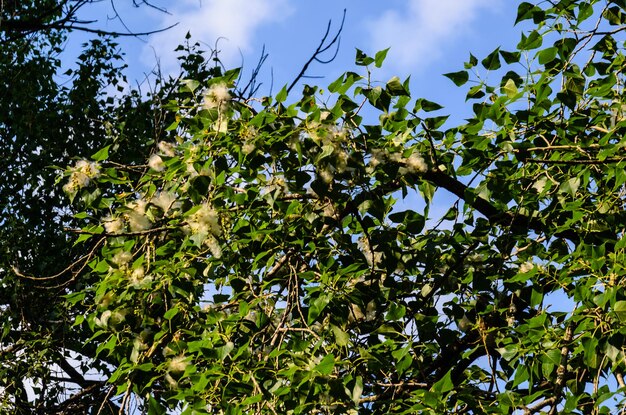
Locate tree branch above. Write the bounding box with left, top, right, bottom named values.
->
left=285, top=9, right=346, bottom=94
left=420, top=169, right=613, bottom=245
left=1, top=0, right=176, bottom=39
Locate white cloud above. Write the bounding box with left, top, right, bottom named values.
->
left=143, top=0, right=293, bottom=75
left=366, top=0, right=501, bottom=73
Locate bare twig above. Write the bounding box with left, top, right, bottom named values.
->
left=250, top=373, right=278, bottom=415
left=66, top=225, right=176, bottom=237
left=285, top=9, right=346, bottom=95
left=524, top=396, right=557, bottom=414
left=118, top=380, right=132, bottom=415
left=525, top=157, right=626, bottom=165
left=53, top=382, right=106, bottom=412
left=96, top=386, right=116, bottom=415
left=237, top=45, right=270, bottom=99
left=12, top=236, right=105, bottom=285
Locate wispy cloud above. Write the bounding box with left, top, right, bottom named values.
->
left=143, top=0, right=293, bottom=75
left=366, top=0, right=501, bottom=73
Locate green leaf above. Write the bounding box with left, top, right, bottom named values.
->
left=481, top=48, right=501, bottom=70
left=147, top=396, right=166, bottom=415
left=308, top=294, right=331, bottom=324
left=502, top=78, right=519, bottom=98
left=331, top=325, right=350, bottom=346
left=431, top=370, right=454, bottom=393
left=515, top=2, right=536, bottom=24
left=217, top=341, right=235, bottom=360
left=614, top=301, right=626, bottom=321
left=466, top=84, right=485, bottom=100
left=518, top=30, right=543, bottom=50
left=500, top=50, right=521, bottom=64
left=512, top=365, right=529, bottom=388
left=385, top=303, right=406, bottom=321
left=363, top=86, right=390, bottom=111
left=180, top=79, right=200, bottom=93
left=319, top=144, right=334, bottom=160
left=375, top=48, right=390, bottom=68
left=91, top=145, right=110, bottom=161
left=388, top=210, right=425, bottom=234
left=603, top=6, right=625, bottom=25
left=443, top=70, right=469, bottom=87
left=352, top=376, right=364, bottom=403
left=314, top=353, right=335, bottom=375
left=414, top=98, right=443, bottom=112
left=386, top=76, right=409, bottom=96
left=578, top=2, right=594, bottom=24
left=497, top=344, right=518, bottom=361
left=538, top=47, right=558, bottom=65
left=223, top=67, right=242, bottom=83
left=164, top=307, right=179, bottom=320
left=355, top=49, right=374, bottom=66
left=464, top=53, right=478, bottom=69
left=275, top=85, right=288, bottom=103
left=241, top=394, right=263, bottom=406
left=560, top=177, right=581, bottom=196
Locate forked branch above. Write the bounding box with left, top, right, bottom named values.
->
left=286, top=9, right=346, bottom=94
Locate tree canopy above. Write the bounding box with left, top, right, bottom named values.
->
left=3, top=0, right=626, bottom=414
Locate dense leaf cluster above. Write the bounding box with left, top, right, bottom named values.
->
left=3, top=0, right=626, bottom=414
left=0, top=1, right=217, bottom=412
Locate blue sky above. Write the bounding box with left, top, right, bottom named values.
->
left=73, top=0, right=521, bottom=114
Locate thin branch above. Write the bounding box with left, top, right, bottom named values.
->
left=12, top=236, right=105, bottom=284
left=52, top=381, right=115, bottom=413
left=133, top=0, right=171, bottom=14
left=250, top=373, right=278, bottom=415
left=96, top=386, right=117, bottom=415
left=374, top=381, right=428, bottom=388
left=524, top=157, right=626, bottom=165
left=1, top=17, right=178, bottom=38
left=524, top=396, right=557, bottom=414
left=118, top=380, right=132, bottom=415
left=109, top=0, right=135, bottom=37
left=66, top=225, right=177, bottom=237
left=58, top=358, right=91, bottom=388
left=285, top=9, right=346, bottom=94
left=416, top=169, right=613, bottom=244
left=237, top=45, right=269, bottom=99
left=265, top=249, right=294, bottom=280
left=64, top=21, right=179, bottom=37
left=548, top=322, right=575, bottom=415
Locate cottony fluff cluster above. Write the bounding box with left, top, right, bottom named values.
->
left=129, top=266, right=151, bottom=288
left=157, top=141, right=176, bottom=157
left=112, top=251, right=133, bottom=268
left=203, top=83, right=231, bottom=133
left=187, top=204, right=221, bottom=237
left=151, top=192, right=177, bottom=214
left=103, top=215, right=124, bottom=234
left=367, top=149, right=427, bottom=175
left=519, top=261, right=535, bottom=273
left=63, top=160, right=101, bottom=195
left=167, top=355, right=189, bottom=374
left=126, top=199, right=152, bottom=232
left=186, top=204, right=223, bottom=257
left=240, top=125, right=257, bottom=155
left=148, top=154, right=165, bottom=172
left=401, top=153, right=428, bottom=174
left=203, top=83, right=231, bottom=110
